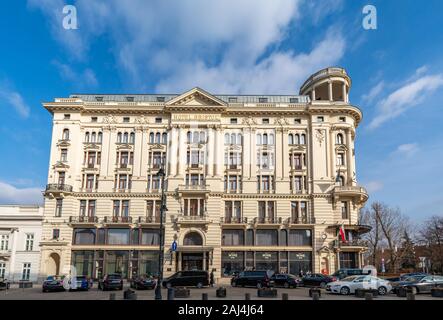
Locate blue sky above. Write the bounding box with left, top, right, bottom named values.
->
left=0, top=0, right=442, bottom=222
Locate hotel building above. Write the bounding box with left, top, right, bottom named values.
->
left=40, top=67, right=369, bottom=282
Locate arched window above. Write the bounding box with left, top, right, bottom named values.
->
left=256, top=134, right=262, bottom=145
left=183, top=232, right=203, bottom=246
left=91, top=132, right=96, bottom=143
left=85, top=132, right=90, bottom=143
left=62, top=129, right=69, bottom=140
left=162, top=133, right=167, bottom=144
left=279, top=229, right=288, bottom=246
left=192, top=132, right=199, bottom=144
left=224, top=133, right=230, bottom=145
left=155, top=132, right=161, bottom=144
left=230, top=133, right=236, bottom=145
left=123, top=132, right=129, bottom=143
left=97, top=132, right=103, bottom=143
left=269, top=133, right=274, bottom=145
left=288, top=134, right=293, bottom=145
left=263, top=133, right=268, bottom=145
left=237, top=134, right=242, bottom=145
left=300, top=134, right=306, bottom=145
left=130, top=132, right=135, bottom=144
left=117, top=132, right=122, bottom=143
left=199, top=131, right=206, bottom=143
left=336, top=133, right=343, bottom=145
left=149, top=132, right=154, bottom=144
left=337, top=175, right=345, bottom=186
left=187, top=131, right=192, bottom=144
left=294, top=134, right=300, bottom=145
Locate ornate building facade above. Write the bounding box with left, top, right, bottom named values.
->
left=40, top=67, right=369, bottom=281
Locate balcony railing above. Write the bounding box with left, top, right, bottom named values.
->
left=103, top=216, right=133, bottom=223
left=176, top=214, right=209, bottom=223
left=333, top=239, right=367, bottom=248
left=138, top=216, right=162, bottom=223
left=45, top=184, right=73, bottom=193
left=178, top=184, right=210, bottom=193
left=221, top=216, right=248, bottom=224
left=69, top=216, right=98, bottom=223
left=255, top=217, right=282, bottom=224
left=334, top=186, right=368, bottom=194
left=286, top=216, right=315, bottom=224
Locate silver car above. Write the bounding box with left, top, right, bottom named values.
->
left=326, top=275, right=392, bottom=295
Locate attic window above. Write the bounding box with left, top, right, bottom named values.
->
left=156, top=97, right=165, bottom=102
left=258, top=97, right=268, bottom=103
left=294, top=118, right=301, bottom=124
left=91, top=117, right=98, bottom=123
left=123, top=117, right=130, bottom=123
left=230, top=118, right=238, bottom=124
left=126, top=96, right=134, bottom=102
left=289, top=98, right=299, bottom=103
left=155, top=117, right=162, bottom=124
left=262, top=118, right=270, bottom=124
left=95, top=96, right=103, bottom=102
left=339, top=117, right=346, bottom=122
left=228, top=97, right=238, bottom=103
left=64, top=114, right=71, bottom=120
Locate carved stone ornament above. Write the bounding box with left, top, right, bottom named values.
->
left=241, top=117, right=257, bottom=126
left=274, top=117, right=290, bottom=126
left=103, top=114, right=118, bottom=124
left=135, top=115, right=150, bottom=124
left=316, top=129, right=325, bottom=145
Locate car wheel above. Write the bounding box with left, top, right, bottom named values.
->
left=378, top=286, right=387, bottom=296
left=284, top=283, right=289, bottom=289
left=257, top=282, right=263, bottom=289
left=231, top=281, right=237, bottom=287
left=197, top=282, right=203, bottom=289
left=340, top=286, right=350, bottom=295
left=411, top=286, right=418, bottom=295
left=166, top=282, right=172, bottom=289
left=320, top=282, right=326, bottom=289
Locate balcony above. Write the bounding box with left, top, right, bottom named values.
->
left=138, top=216, right=162, bottom=224
left=254, top=217, right=282, bottom=225
left=285, top=216, right=315, bottom=225
left=332, top=239, right=368, bottom=249
left=332, top=185, right=369, bottom=205
left=0, top=249, right=11, bottom=258
left=45, top=184, right=73, bottom=197
left=175, top=214, right=210, bottom=226
left=103, top=216, right=133, bottom=224
left=69, top=216, right=98, bottom=224
left=220, top=216, right=248, bottom=224
left=177, top=184, right=210, bottom=195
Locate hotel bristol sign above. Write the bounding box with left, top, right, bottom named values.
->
left=172, top=114, right=220, bottom=122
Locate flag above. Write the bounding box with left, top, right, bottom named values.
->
left=339, top=224, right=347, bottom=243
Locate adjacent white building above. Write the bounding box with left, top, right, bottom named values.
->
left=0, top=205, right=43, bottom=282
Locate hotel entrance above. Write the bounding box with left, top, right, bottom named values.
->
left=181, top=253, right=209, bottom=271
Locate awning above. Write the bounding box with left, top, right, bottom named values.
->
left=175, top=245, right=214, bottom=252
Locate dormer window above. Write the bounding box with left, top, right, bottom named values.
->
left=289, top=98, right=299, bottom=103
left=156, top=97, right=165, bottom=102
left=228, top=97, right=238, bottom=103
left=126, top=96, right=134, bottom=102
left=258, top=97, right=268, bottom=103
left=95, top=96, right=103, bottom=102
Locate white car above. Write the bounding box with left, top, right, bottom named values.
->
left=326, top=275, right=392, bottom=295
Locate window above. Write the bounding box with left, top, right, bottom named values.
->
left=155, top=117, right=162, bottom=123
left=130, top=132, right=135, bottom=144
left=22, top=263, right=31, bottom=280
left=126, top=96, right=134, bottom=102
left=337, top=175, right=345, bottom=186
left=98, top=132, right=102, bottom=143
left=60, top=149, right=68, bottom=162
left=107, top=229, right=130, bottom=245
left=230, top=118, right=238, bottom=124
left=25, top=234, right=34, bottom=251
left=55, top=198, right=63, bottom=217
left=269, top=133, right=274, bottom=145
left=141, top=229, right=160, bottom=245
left=336, top=134, right=344, bottom=145
left=256, top=230, right=278, bottom=246
left=300, top=134, right=306, bottom=145
left=258, top=97, right=268, bottom=103
left=79, top=200, right=87, bottom=216
left=290, top=98, right=299, bottom=103
left=317, top=116, right=324, bottom=122
left=113, top=200, right=130, bottom=217
left=0, top=234, right=9, bottom=251
left=52, top=229, right=60, bottom=240
left=73, top=228, right=95, bottom=244
left=183, top=232, right=203, bottom=245
left=123, top=132, right=129, bottom=143
left=294, top=118, right=301, bottom=124
left=62, top=129, right=69, bottom=140
left=0, top=263, right=5, bottom=278
left=91, top=117, right=98, bottom=122
left=156, top=96, right=165, bottom=102
left=337, top=153, right=345, bottom=166
left=262, top=118, right=269, bottom=124
left=341, top=201, right=348, bottom=219
left=228, top=97, right=237, bottom=103
left=256, top=134, right=262, bottom=145
left=222, top=230, right=244, bottom=246
left=339, top=117, right=346, bottom=122
left=88, top=200, right=96, bottom=217
left=64, top=114, right=70, bottom=120
left=288, top=134, right=293, bottom=145
left=162, top=133, right=167, bottom=144
left=288, top=230, right=312, bottom=246
left=95, top=96, right=103, bottom=101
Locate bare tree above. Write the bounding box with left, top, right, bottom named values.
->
left=418, top=216, right=443, bottom=273
left=360, top=202, right=384, bottom=267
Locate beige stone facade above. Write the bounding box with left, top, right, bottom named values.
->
left=40, top=67, right=369, bottom=282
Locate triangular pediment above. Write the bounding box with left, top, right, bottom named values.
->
left=166, top=87, right=226, bottom=107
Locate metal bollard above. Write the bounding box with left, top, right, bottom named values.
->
left=109, top=293, right=116, bottom=300
left=365, top=293, right=373, bottom=300
left=245, top=293, right=251, bottom=300
left=167, top=287, right=175, bottom=300
left=282, top=293, right=289, bottom=300
left=406, top=292, right=415, bottom=300
left=312, top=292, right=320, bottom=300
left=202, top=293, right=208, bottom=300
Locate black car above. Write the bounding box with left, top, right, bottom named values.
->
left=42, top=275, right=66, bottom=292
left=302, top=273, right=335, bottom=288
left=0, top=278, right=10, bottom=290
left=231, top=271, right=273, bottom=289
left=162, top=270, right=209, bottom=288
left=130, top=275, right=156, bottom=290
left=330, top=268, right=370, bottom=280
left=98, top=273, right=124, bottom=291
left=270, top=273, right=300, bottom=288
left=391, top=275, right=443, bottom=294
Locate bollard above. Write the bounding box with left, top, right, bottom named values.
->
left=312, top=292, right=320, bottom=300
left=202, top=293, right=208, bottom=300
left=109, top=293, right=116, bottom=300
left=406, top=292, right=415, bottom=300
left=167, top=287, right=175, bottom=300
left=364, top=293, right=373, bottom=300
left=282, top=293, right=289, bottom=300
left=245, top=293, right=251, bottom=300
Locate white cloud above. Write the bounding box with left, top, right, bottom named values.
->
left=361, top=81, right=384, bottom=105
left=0, top=181, right=43, bottom=205
left=395, top=143, right=419, bottom=156
left=0, top=85, right=30, bottom=118
left=365, top=181, right=383, bottom=193
left=52, top=60, right=98, bottom=87
left=368, top=73, right=443, bottom=129
left=29, top=0, right=346, bottom=93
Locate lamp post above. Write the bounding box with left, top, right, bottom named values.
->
left=155, top=165, right=167, bottom=300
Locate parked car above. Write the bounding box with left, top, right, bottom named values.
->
left=302, top=273, right=335, bottom=288
left=231, top=270, right=273, bottom=289
left=98, top=273, right=123, bottom=291
left=42, top=275, right=66, bottom=292
left=69, top=275, right=91, bottom=291
left=331, top=268, right=371, bottom=280
left=130, top=275, right=156, bottom=290
left=390, top=275, right=443, bottom=294
left=162, top=270, right=209, bottom=288
left=326, top=275, right=391, bottom=295
left=0, top=278, right=10, bottom=290
left=270, top=273, right=300, bottom=288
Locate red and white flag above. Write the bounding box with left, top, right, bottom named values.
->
left=339, top=224, right=347, bottom=243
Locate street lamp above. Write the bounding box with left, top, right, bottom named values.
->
left=155, top=165, right=168, bottom=300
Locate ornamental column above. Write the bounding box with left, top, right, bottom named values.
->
left=207, top=127, right=214, bottom=177
left=169, top=126, right=178, bottom=176
left=214, top=126, right=223, bottom=176
left=328, top=81, right=333, bottom=101
left=177, top=126, right=186, bottom=177
left=346, top=129, right=353, bottom=185
left=342, top=83, right=347, bottom=103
